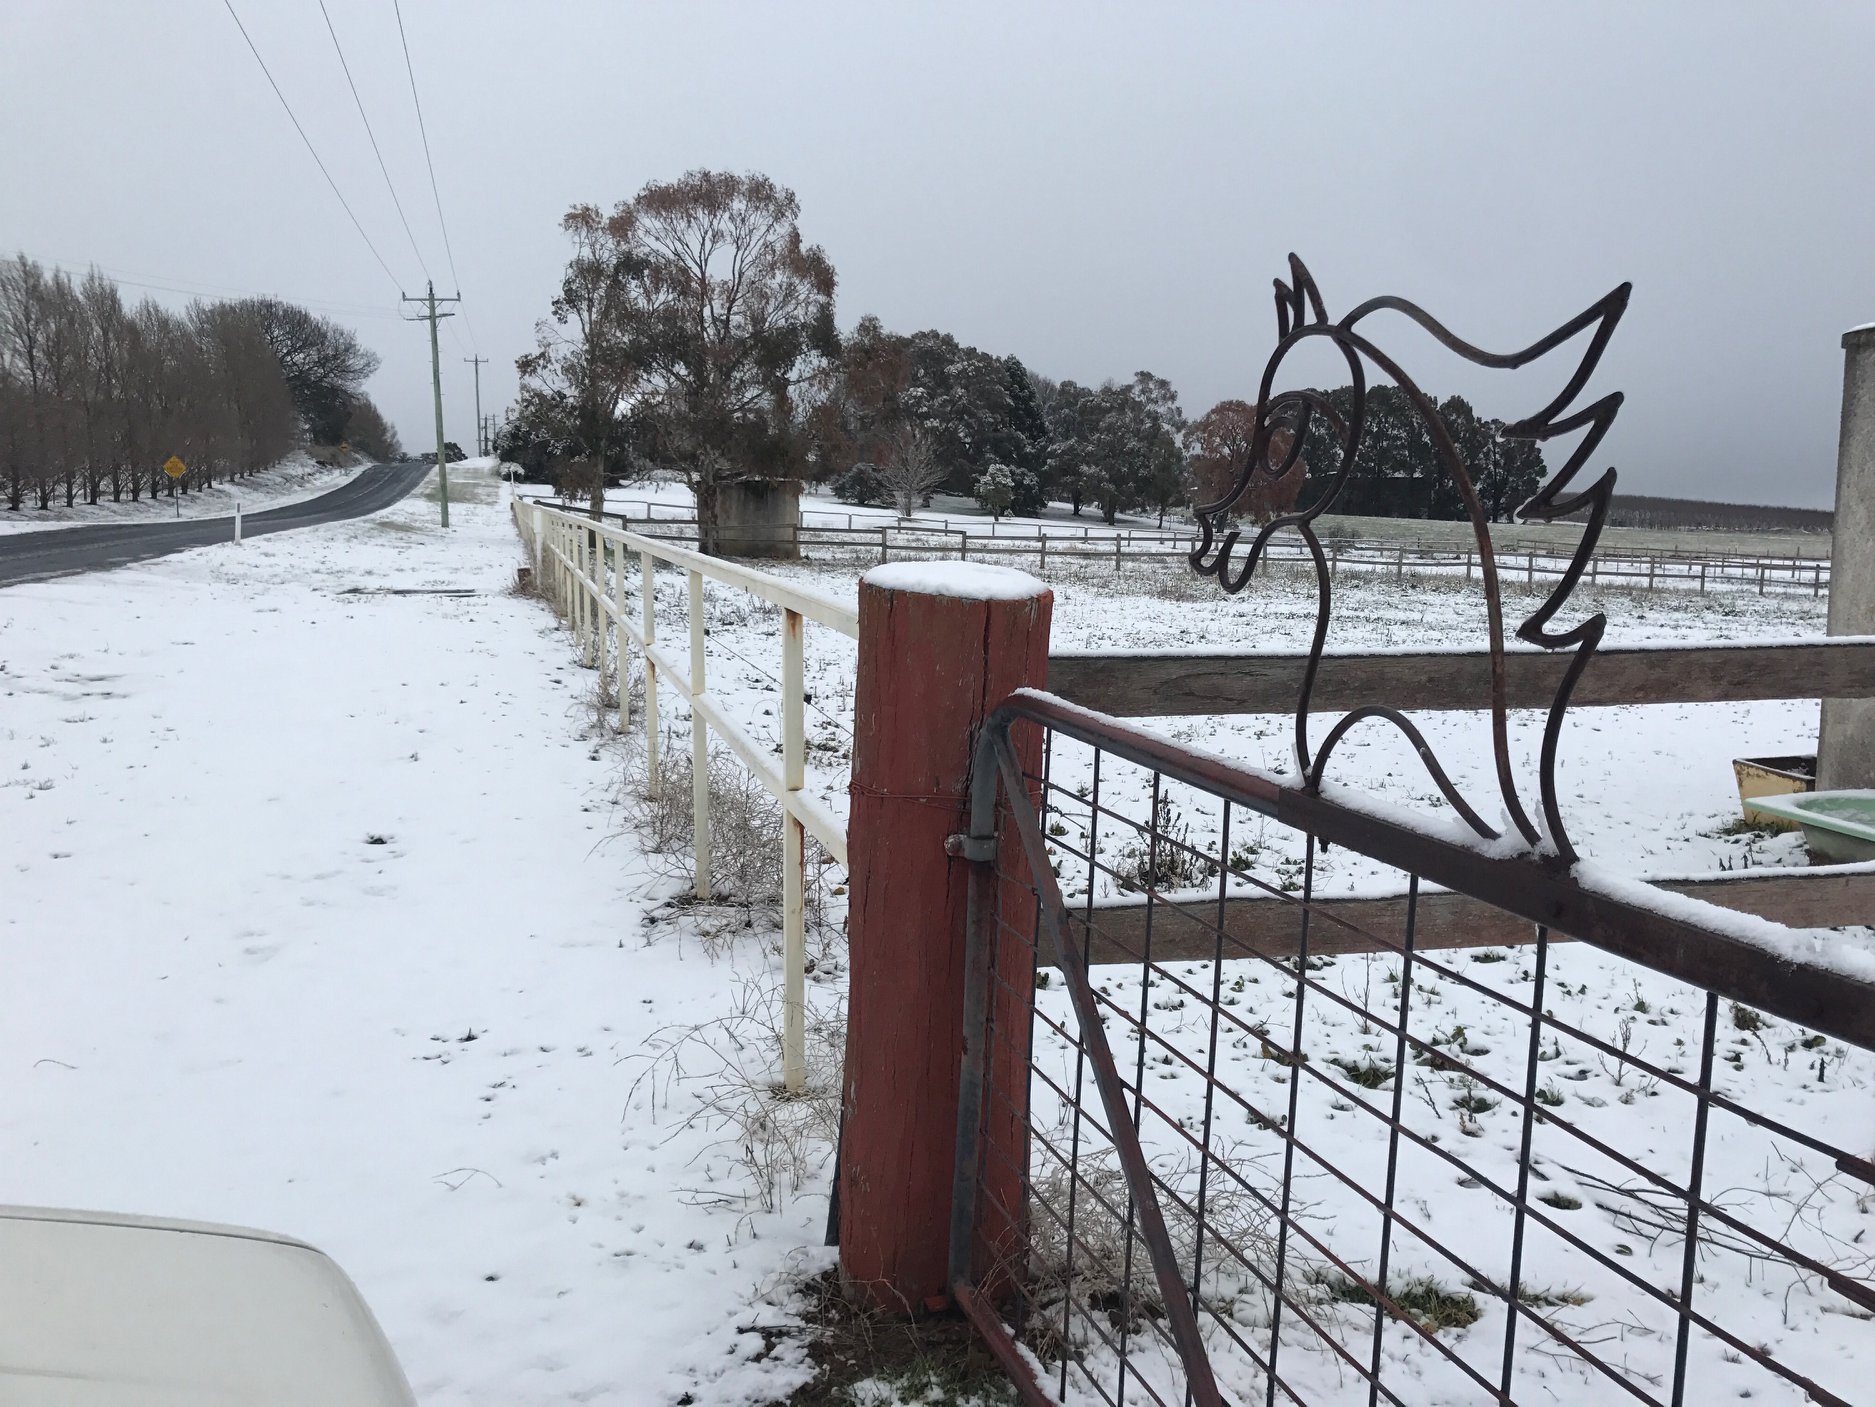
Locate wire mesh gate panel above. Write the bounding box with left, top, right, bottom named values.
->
left=946, top=693, right=1875, bottom=1407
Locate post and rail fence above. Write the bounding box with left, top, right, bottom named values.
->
left=514, top=498, right=1875, bottom=1404
left=516, top=496, right=857, bottom=1091
left=517, top=492, right=1836, bottom=600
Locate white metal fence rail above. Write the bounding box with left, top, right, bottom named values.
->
left=520, top=495, right=1833, bottom=599
left=515, top=498, right=857, bottom=1091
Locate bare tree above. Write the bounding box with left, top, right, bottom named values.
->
left=516, top=204, right=645, bottom=519
left=342, top=396, right=403, bottom=461
left=232, top=297, right=380, bottom=445
left=0, top=253, right=328, bottom=512
left=0, top=255, right=52, bottom=510
left=879, top=425, right=945, bottom=519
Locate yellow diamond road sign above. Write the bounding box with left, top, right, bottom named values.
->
left=162, top=456, right=186, bottom=480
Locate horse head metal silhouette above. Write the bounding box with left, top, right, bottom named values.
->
left=1190, top=255, right=1630, bottom=865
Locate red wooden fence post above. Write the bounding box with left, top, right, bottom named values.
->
left=839, top=562, right=1052, bottom=1312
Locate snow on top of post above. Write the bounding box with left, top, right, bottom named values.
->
left=863, top=561, right=1048, bottom=602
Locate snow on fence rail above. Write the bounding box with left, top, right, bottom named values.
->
left=525, top=497, right=1834, bottom=599
left=515, top=498, right=857, bottom=1090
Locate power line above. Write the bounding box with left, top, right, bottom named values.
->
left=390, top=0, right=462, bottom=300
left=220, top=0, right=404, bottom=294
left=316, top=0, right=432, bottom=285
left=389, top=0, right=483, bottom=357
left=11, top=250, right=401, bottom=321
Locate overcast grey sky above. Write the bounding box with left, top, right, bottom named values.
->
left=6, top=2, right=1871, bottom=506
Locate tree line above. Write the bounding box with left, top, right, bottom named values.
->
left=0, top=253, right=400, bottom=512
left=1606, top=494, right=1831, bottom=534
left=499, top=170, right=1556, bottom=546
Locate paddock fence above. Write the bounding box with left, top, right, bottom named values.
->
left=514, top=497, right=857, bottom=1090
left=519, top=495, right=1834, bottom=599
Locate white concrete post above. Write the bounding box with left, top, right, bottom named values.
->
left=1820, top=325, right=1875, bottom=789
left=688, top=568, right=711, bottom=899
left=642, top=551, right=660, bottom=796
left=781, top=606, right=807, bottom=1092
left=234, top=503, right=242, bottom=544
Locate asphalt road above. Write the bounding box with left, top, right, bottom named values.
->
left=0, top=463, right=432, bottom=589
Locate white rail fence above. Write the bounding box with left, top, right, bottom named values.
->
left=519, top=494, right=1833, bottom=599
left=515, top=498, right=857, bottom=1091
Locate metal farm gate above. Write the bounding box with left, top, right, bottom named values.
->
left=934, top=259, right=1875, bottom=1405
left=945, top=692, right=1874, bottom=1406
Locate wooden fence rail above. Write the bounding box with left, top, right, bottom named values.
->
left=1048, top=637, right=1875, bottom=716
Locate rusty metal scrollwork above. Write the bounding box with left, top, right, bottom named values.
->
left=1190, top=255, right=1630, bottom=865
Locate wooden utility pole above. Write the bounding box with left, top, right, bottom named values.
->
left=401, top=281, right=460, bottom=527
left=464, top=354, right=488, bottom=454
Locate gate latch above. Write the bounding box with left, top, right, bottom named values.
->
left=944, top=833, right=996, bottom=862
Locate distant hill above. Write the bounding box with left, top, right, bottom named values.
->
left=1605, top=494, right=1832, bottom=533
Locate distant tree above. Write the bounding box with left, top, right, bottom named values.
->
left=1606, top=494, right=1830, bottom=533
left=879, top=425, right=945, bottom=518
left=1185, top=399, right=1305, bottom=525
left=1185, top=399, right=1257, bottom=508
left=1045, top=373, right=1186, bottom=525
left=815, top=320, right=1046, bottom=498
left=517, top=202, right=647, bottom=518
left=582, top=170, right=840, bottom=553
left=1008, top=464, right=1046, bottom=517
left=1001, top=355, right=1051, bottom=474
left=233, top=297, right=380, bottom=445
left=1043, top=380, right=1093, bottom=514
left=814, top=314, right=912, bottom=477
left=831, top=461, right=887, bottom=506
left=342, top=396, right=402, bottom=461
left=1475, top=424, right=1547, bottom=522
left=493, top=389, right=575, bottom=483
left=975, top=463, right=1015, bottom=519
left=1, top=255, right=309, bottom=510
left=191, top=299, right=299, bottom=485
left=1291, top=384, right=1547, bottom=522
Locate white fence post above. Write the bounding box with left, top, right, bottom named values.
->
left=642, top=551, right=660, bottom=796
left=597, top=538, right=613, bottom=688
left=581, top=530, right=597, bottom=667
left=688, top=568, right=712, bottom=899
left=613, top=537, right=630, bottom=730
left=781, top=607, right=807, bottom=1092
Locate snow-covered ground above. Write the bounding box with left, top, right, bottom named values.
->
left=0, top=451, right=362, bottom=535
left=680, top=549, right=1832, bottom=888
left=0, top=464, right=824, bottom=1405
left=600, top=511, right=1871, bottom=1402
left=1024, top=935, right=1873, bottom=1405
left=5, top=464, right=1864, bottom=1405
left=517, top=478, right=1173, bottom=539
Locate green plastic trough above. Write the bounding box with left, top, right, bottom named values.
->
left=1744, top=789, right=1875, bottom=864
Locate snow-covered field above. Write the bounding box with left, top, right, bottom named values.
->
left=619, top=511, right=1872, bottom=1403
left=1021, top=934, right=1874, bottom=1405
left=0, top=452, right=360, bottom=535
left=684, top=548, right=1831, bottom=888
left=0, top=465, right=825, bottom=1405
left=4, top=464, right=1865, bottom=1405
